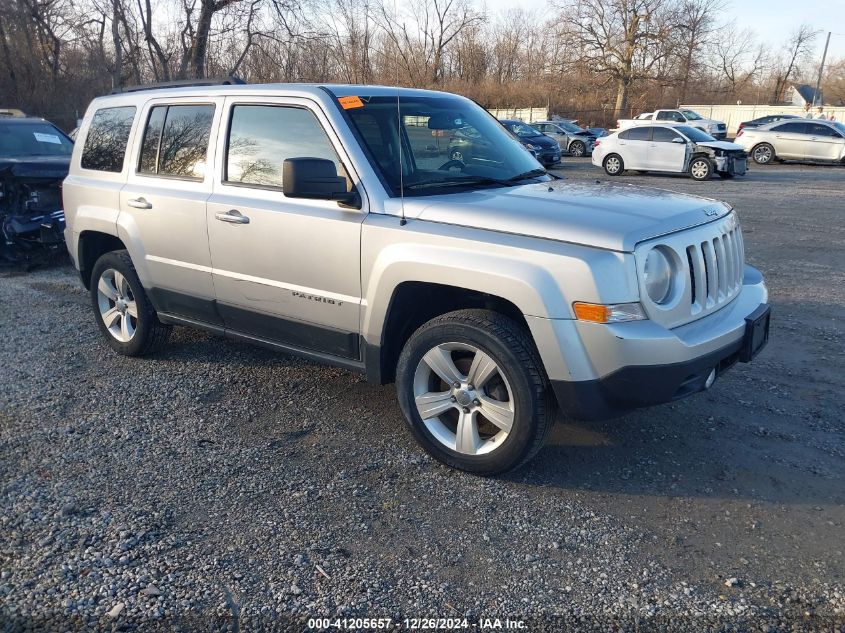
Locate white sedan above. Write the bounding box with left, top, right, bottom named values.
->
left=592, top=124, right=747, bottom=181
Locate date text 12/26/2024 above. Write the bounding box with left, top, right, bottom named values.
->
left=307, top=618, right=527, bottom=630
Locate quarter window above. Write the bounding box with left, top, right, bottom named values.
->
left=139, top=104, right=214, bottom=179
left=81, top=106, right=136, bottom=172
left=225, top=105, right=347, bottom=189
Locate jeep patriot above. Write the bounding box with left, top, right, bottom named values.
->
left=63, top=83, right=770, bottom=474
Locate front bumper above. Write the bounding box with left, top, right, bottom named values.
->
left=545, top=265, right=769, bottom=420
left=535, top=149, right=561, bottom=165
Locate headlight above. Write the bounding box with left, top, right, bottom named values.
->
left=644, top=248, right=673, bottom=304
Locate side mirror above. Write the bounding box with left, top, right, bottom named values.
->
left=282, top=158, right=359, bottom=207
left=672, top=137, right=686, bottom=144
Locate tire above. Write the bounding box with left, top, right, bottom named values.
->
left=569, top=140, right=586, bottom=157
left=450, top=149, right=463, bottom=161
left=603, top=154, right=624, bottom=176
left=395, top=309, right=553, bottom=475
left=90, top=250, right=171, bottom=356
left=689, top=156, right=713, bottom=181
left=751, top=143, right=775, bottom=165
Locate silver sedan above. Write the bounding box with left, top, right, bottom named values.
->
left=735, top=119, right=845, bottom=164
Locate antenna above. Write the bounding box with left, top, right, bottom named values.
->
left=395, top=0, right=406, bottom=226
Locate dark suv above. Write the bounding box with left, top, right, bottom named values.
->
left=0, top=114, right=73, bottom=262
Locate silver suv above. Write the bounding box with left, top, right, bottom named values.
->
left=63, top=82, right=771, bottom=474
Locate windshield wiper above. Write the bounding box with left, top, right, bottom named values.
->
left=506, top=168, right=548, bottom=182
left=403, top=176, right=511, bottom=190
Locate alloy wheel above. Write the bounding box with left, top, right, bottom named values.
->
left=412, top=342, right=514, bottom=456
left=96, top=268, right=138, bottom=342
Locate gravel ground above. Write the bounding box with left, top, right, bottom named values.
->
left=1, top=160, right=844, bottom=632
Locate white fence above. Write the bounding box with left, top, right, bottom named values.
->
left=487, top=107, right=549, bottom=123
left=680, top=104, right=845, bottom=135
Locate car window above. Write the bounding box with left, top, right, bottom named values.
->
left=138, top=104, right=214, bottom=179
left=626, top=127, right=652, bottom=141
left=81, top=106, right=136, bottom=172
left=0, top=121, right=73, bottom=157
left=225, top=104, right=347, bottom=189
left=771, top=122, right=808, bottom=134
left=656, top=111, right=684, bottom=122
left=652, top=127, right=684, bottom=143
left=807, top=123, right=838, bottom=137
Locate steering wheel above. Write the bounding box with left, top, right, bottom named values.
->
left=438, top=159, right=465, bottom=171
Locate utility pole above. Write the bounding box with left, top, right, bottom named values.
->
left=813, top=32, right=831, bottom=106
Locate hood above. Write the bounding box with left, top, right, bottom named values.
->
left=697, top=140, right=744, bottom=152
left=0, top=155, right=71, bottom=179
left=403, top=180, right=731, bottom=252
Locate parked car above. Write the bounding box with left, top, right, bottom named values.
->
left=586, top=127, right=609, bottom=138
left=735, top=119, right=845, bottom=164
left=618, top=109, right=728, bottom=140
left=0, top=112, right=73, bottom=263
left=533, top=120, right=596, bottom=157
left=498, top=120, right=561, bottom=166
left=64, top=82, right=770, bottom=474
left=737, top=114, right=800, bottom=133
left=592, top=124, right=747, bottom=180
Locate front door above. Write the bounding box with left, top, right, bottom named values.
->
left=770, top=121, right=809, bottom=159
left=804, top=122, right=845, bottom=160
left=647, top=126, right=688, bottom=172
left=206, top=97, right=366, bottom=359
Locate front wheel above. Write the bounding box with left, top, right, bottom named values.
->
left=395, top=310, right=553, bottom=475
left=569, top=140, right=586, bottom=157
left=90, top=250, right=171, bottom=356
left=603, top=154, right=624, bottom=175
left=689, top=156, right=713, bottom=181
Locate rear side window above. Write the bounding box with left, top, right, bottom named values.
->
left=225, top=105, right=347, bottom=189
left=626, top=127, right=652, bottom=141
left=81, top=106, right=136, bottom=172
left=772, top=122, right=807, bottom=134
left=139, top=104, right=214, bottom=180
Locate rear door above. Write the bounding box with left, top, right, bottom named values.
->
left=769, top=121, right=809, bottom=158
left=618, top=126, right=652, bottom=168
left=804, top=122, right=845, bottom=160
left=647, top=126, right=688, bottom=172
left=205, top=96, right=365, bottom=359
left=119, top=98, right=223, bottom=325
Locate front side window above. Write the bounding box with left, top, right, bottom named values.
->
left=139, top=104, right=214, bottom=179
left=81, top=106, right=136, bottom=172
left=808, top=123, right=837, bottom=137
left=656, top=111, right=684, bottom=122
left=342, top=94, right=545, bottom=196
left=225, top=105, right=346, bottom=188
left=652, top=127, right=684, bottom=143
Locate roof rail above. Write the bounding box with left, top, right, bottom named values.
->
left=111, top=76, right=246, bottom=95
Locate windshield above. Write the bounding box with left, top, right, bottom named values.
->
left=675, top=126, right=715, bottom=142
left=343, top=94, right=546, bottom=196
left=680, top=110, right=703, bottom=121
left=558, top=120, right=585, bottom=133
left=0, top=121, right=73, bottom=157
left=506, top=122, right=541, bottom=138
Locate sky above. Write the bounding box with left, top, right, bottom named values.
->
left=483, top=0, right=845, bottom=63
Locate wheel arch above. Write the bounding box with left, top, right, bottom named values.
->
left=78, top=230, right=128, bottom=289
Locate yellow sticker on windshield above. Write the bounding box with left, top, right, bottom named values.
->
left=338, top=96, right=364, bottom=110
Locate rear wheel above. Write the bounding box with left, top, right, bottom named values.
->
left=751, top=143, right=775, bottom=165
left=603, top=154, right=624, bottom=175
left=395, top=309, right=552, bottom=475
left=90, top=250, right=171, bottom=356
left=689, top=156, right=713, bottom=181
left=569, top=140, right=586, bottom=157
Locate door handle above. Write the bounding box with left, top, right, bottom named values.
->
left=215, top=209, right=250, bottom=224
left=127, top=197, right=152, bottom=209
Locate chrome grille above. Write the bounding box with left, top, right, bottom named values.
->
left=636, top=212, right=744, bottom=329
left=686, top=225, right=744, bottom=316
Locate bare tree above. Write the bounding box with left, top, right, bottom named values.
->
left=770, top=24, right=818, bottom=103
